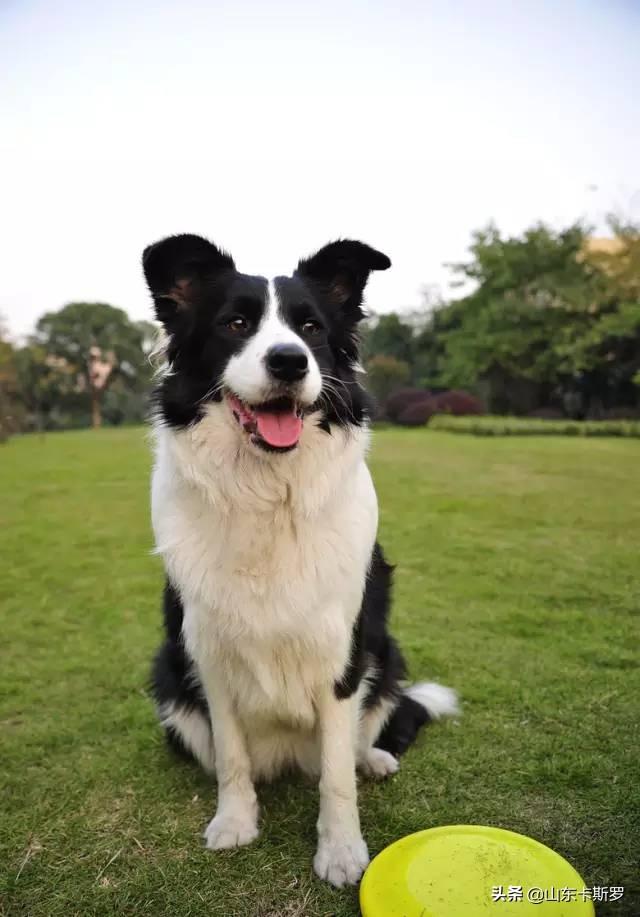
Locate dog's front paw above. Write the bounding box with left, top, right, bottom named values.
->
left=359, top=747, right=399, bottom=779
left=204, top=810, right=259, bottom=850
left=314, top=834, right=369, bottom=887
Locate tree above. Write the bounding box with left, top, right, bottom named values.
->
left=34, top=303, right=151, bottom=428
left=564, top=219, right=640, bottom=414
left=14, top=343, right=78, bottom=431
left=0, top=319, right=24, bottom=441
left=418, top=221, right=638, bottom=414
left=361, top=313, right=416, bottom=368
left=442, top=221, right=599, bottom=384
left=365, top=355, right=411, bottom=406
left=585, top=217, right=640, bottom=301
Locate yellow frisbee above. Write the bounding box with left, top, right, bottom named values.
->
left=360, top=825, right=594, bottom=917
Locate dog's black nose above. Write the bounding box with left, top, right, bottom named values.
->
left=266, top=343, right=308, bottom=381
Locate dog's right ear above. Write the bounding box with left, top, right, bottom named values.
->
left=142, top=234, right=235, bottom=329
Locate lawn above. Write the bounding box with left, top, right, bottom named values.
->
left=1, top=427, right=638, bottom=917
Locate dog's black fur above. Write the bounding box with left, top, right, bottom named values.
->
left=147, top=235, right=433, bottom=767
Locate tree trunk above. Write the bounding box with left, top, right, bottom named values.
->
left=91, top=390, right=102, bottom=428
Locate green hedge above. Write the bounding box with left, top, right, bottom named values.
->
left=428, top=415, right=640, bottom=437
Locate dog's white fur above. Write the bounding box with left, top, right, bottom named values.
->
left=151, top=289, right=457, bottom=886
left=152, top=375, right=382, bottom=884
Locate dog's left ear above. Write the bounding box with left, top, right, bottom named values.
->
left=296, top=240, right=391, bottom=319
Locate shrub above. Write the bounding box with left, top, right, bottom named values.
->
left=384, top=387, right=485, bottom=424
left=429, top=415, right=640, bottom=437
left=431, top=389, right=485, bottom=416
left=528, top=407, right=565, bottom=420
left=385, top=387, right=431, bottom=423
left=601, top=406, right=640, bottom=420
left=396, top=397, right=439, bottom=426
left=365, top=355, right=411, bottom=407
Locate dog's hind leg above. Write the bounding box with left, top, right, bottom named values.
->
left=151, top=638, right=216, bottom=774
left=151, top=580, right=216, bottom=774
left=357, top=695, right=400, bottom=778
left=357, top=680, right=459, bottom=776
left=158, top=697, right=216, bottom=775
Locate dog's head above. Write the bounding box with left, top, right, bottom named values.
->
left=143, top=234, right=390, bottom=453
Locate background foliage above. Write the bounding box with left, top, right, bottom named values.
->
left=362, top=218, right=640, bottom=421
left=1, top=305, right=154, bottom=435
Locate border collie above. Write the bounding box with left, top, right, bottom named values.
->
left=144, top=234, right=458, bottom=887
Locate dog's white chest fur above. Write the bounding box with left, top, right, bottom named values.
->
left=151, top=407, right=378, bottom=733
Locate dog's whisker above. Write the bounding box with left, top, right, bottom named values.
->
left=321, top=372, right=350, bottom=389
left=197, top=381, right=225, bottom=405
left=322, top=380, right=353, bottom=418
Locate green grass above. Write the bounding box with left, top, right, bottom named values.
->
left=1, top=428, right=639, bottom=916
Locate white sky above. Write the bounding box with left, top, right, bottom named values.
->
left=1, top=0, right=639, bottom=338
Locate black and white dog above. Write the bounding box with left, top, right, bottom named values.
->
left=144, top=234, right=458, bottom=887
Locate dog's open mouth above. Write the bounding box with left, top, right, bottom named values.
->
left=228, top=394, right=304, bottom=452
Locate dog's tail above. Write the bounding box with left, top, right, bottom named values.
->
left=376, top=682, right=460, bottom=757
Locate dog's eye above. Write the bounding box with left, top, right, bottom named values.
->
left=301, top=319, right=322, bottom=335
left=226, top=316, right=250, bottom=333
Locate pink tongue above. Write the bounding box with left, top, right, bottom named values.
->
left=255, top=410, right=302, bottom=448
